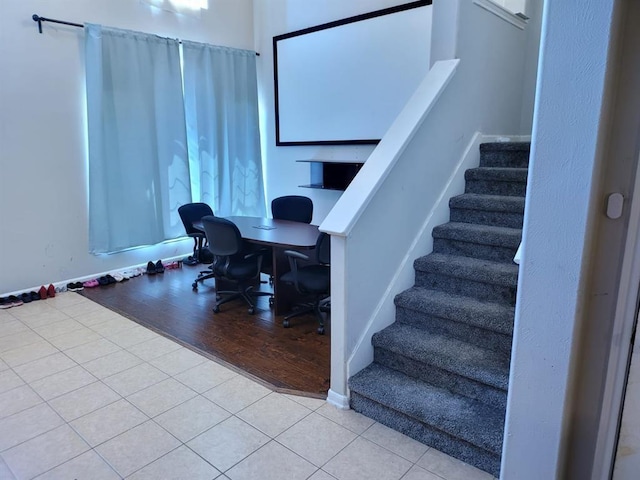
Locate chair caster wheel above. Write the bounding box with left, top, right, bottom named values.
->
left=212, top=306, right=220, bottom=313
left=248, top=307, right=255, bottom=315
left=269, top=297, right=274, bottom=307
left=192, top=283, right=198, bottom=290
left=283, top=319, right=290, bottom=328
left=317, top=326, right=325, bottom=335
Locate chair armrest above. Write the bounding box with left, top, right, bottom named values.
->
left=243, top=248, right=270, bottom=261
left=284, top=250, right=310, bottom=261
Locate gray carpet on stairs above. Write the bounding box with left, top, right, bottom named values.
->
left=347, top=142, right=528, bottom=478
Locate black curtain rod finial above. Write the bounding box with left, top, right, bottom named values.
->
left=32, top=14, right=84, bottom=33
left=32, top=14, right=43, bottom=34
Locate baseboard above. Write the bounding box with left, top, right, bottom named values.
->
left=482, top=134, right=532, bottom=142
left=327, top=389, right=350, bottom=410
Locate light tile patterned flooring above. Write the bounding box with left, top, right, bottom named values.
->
left=0, top=293, right=495, bottom=480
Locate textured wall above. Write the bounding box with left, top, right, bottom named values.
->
left=501, top=0, right=617, bottom=478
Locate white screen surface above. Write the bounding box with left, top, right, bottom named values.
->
left=274, top=3, right=432, bottom=145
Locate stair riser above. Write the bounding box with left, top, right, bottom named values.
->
left=415, top=272, right=517, bottom=305
left=374, top=348, right=507, bottom=409
left=480, top=151, right=530, bottom=168
left=396, top=306, right=513, bottom=356
left=466, top=179, right=527, bottom=197
left=433, top=238, right=518, bottom=263
left=449, top=208, right=524, bottom=229
left=350, top=393, right=501, bottom=477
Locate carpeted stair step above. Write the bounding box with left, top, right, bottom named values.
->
left=465, top=167, right=528, bottom=197
left=349, top=363, right=503, bottom=476
left=414, top=253, right=519, bottom=305
left=449, top=193, right=525, bottom=228
left=395, top=287, right=514, bottom=355
left=479, top=142, right=530, bottom=168
left=432, top=222, right=522, bottom=263
left=372, top=323, right=508, bottom=407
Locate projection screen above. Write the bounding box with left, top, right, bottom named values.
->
left=273, top=1, right=432, bottom=146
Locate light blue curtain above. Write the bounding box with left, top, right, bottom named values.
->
left=85, top=24, right=191, bottom=253
left=181, top=41, right=266, bottom=217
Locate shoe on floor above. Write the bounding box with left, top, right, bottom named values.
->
left=83, top=279, right=99, bottom=288
left=146, top=261, right=157, bottom=275
left=47, top=284, right=55, bottom=298
left=155, top=260, right=165, bottom=273
left=0, top=297, right=11, bottom=309
left=183, top=256, right=198, bottom=266
left=29, top=291, right=40, bottom=301
left=67, top=282, right=84, bottom=292
left=105, top=274, right=117, bottom=284
left=38, top=286, right=48, bottom=300
left=8, top=295, right=23, bottom=307
left=111, top=273, right=124, bottom=282
left=19, top=293, right=32, bottom=304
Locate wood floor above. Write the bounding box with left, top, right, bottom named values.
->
left=80, top=265, right=330, bottom=396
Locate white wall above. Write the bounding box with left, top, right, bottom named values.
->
left=252, top=0, right=422, bottom=225
left=501, top=0, right=617, bottom=478
left=0, top=0, right=254, bottom=295
left=519, top=0, right=542, bottom=133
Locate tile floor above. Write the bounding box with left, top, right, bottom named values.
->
left=0, top=293, right=496, bottom=480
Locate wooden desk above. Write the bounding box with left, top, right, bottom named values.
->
left=194, top=216, right=320, bottom=315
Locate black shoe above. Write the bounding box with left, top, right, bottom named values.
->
left=29, top=291, right=40, bottom=301
left=146, top=261, right=157, bottom=275
left=8, top=295, right=23, bottom=307
left=67, top=282, right=84, bottom=292
left=183, top=256, right=198, bottom=266
left=105, top=274, right=117, bottom=284
left=155, top=260, right=165, bottom=273
left=20, top=293, right=32, bottom=304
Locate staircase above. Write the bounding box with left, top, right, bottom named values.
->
left=348, top=141, right=529, bottom=477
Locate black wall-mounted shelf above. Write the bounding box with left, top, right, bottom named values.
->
left=297, top=160, right=364, bottom=191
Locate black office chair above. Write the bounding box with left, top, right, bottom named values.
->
left=178, top=203, right=217, bottom=290
left=280, top=232, right=330, bottom=334
left=178, top=202, right=214, bottom=263
left=264, top=195, right=314, bottom=287
left=201, top=215, right=271, bottom=315
left=271, top=196, right=313, bottom=224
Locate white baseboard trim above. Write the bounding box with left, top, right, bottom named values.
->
left=482, top=134, right=532, bottom=142
left=473, top=0, right=528, bottom=30
left=327, top=389, right=350, bottom=410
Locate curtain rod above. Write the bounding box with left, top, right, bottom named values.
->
left=31, top=14, right=260, bottom=56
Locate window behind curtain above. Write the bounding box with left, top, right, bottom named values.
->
left=85, top=27, right=265, bottom=253
left=182, top=41, right=266, bottom=218
left=85, top=24, right=192, bottom=254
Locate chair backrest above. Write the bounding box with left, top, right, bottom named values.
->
left=201, top=215, right=242, bottom=257
left=271, top=195, right=313, bottom=224
left=316, top=232, right=331, bottom=265
left=178, top=203, right=214, bottom=236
